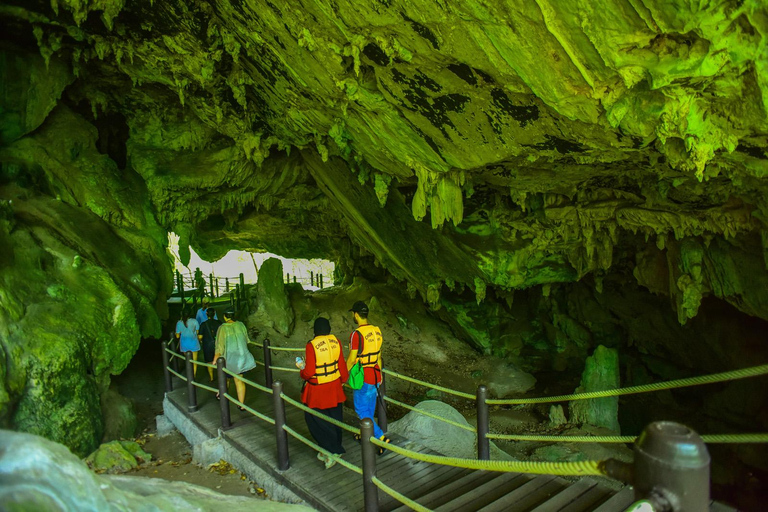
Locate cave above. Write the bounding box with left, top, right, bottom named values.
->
left=1, top=0, right=768, bottom=510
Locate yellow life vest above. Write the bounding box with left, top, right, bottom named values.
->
left=355, top=324, right=383, bottom=368
left=310, top=334, right=341, bottom=384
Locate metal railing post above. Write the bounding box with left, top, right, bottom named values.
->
left=293, top=275, right=297, bottom=284
left=320, top=274, right=324, bottom=288
left=209, top=273, right=214, bottom=298
left=361, top=418, right=379, bottom=512
left=215, top=277, right=219, bottom=298
left=239, top=273, right=245, bottom=297
left=272, top=380, right=290, bottom=470
left=161, top=341, right=173, bottom=392
left=226, top=277, right=230, bottom=292
left=235, top=284, right=241, bottom=312
left=476, top=385, right=490, bottom=460
left=185, top=351, right=198, bottom=412
left=376, top=373, right=387, bottom=433
left=633, top=421, right=710, bottom=511
left=178, top=272, right=185, bottom=303
left=263, top=338, right=274, bottom=388
left=286, top=273, right=289, bottom=284
left=311, top=271, right=314, bottom=286
left=217, top=357, right=232, bottom=429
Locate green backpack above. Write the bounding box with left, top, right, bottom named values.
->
left=348, top=362, right=364, bottom=390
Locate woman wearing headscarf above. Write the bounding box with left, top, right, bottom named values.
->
left=175, top=307, right=201, bottom=378
left=296, top=317, right=349, bottom=468
left=213, top=308, right=257, bottom=410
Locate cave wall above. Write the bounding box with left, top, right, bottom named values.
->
left=1, top=0, right=768, bottom=453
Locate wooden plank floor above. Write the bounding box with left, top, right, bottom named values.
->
left=165, top=367, right=737, bottom=512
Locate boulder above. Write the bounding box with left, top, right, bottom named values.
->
left=484, top=358, right=536, bottom=397
left=387, top=400, right=511, bottom=460
left=548, top=405, right=567, bottom=427
left=0, top=429, right=312, bottom=511
left=85, top=440, right=151, bottom=474
left=253, top=258, right=295, bottom=336
left=101, top=387, right=138, bottom=442
left=156, top=414, right=177, bottom=437
left=569, top=345, right=620, bottom=433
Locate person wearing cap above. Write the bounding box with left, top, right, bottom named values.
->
left=346, top=301, right=391, bottom=453
left=296, top=317, right=349, bottom=469
left=213, top=308, right=256, bottom=410
left=196, top=297, right=217, bottom=327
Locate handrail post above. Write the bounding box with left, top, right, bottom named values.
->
left=209, top=273, right=214, bottom=298
left=161, top=341, right=173, bottom=392
left=376, top=373, right=387, bottom=433
left=476, top=385, right=490, bottom=460
left=311, top=271, right=314, bottom=287
left=178, top=271, right=185, bottom=303
left=361, top=418, right=379, bottom=512
left=215, top=277, right=220, bottom=298
left=263, top=338, right=274, bottom=388
left=226, top=277, right=230, bottom=292
left=272, top=380, right=290, bottom=470
left=185, top=351, right=198, bottom=412
left=320, top=274, right=323, bottom=288
left=239, top=273, right=245, bottom=306
left=633, top=421, right=710, bottom=510
left=217, top=357, right=231, bottom=430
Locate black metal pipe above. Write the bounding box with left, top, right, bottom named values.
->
left=161, top=340, right=173, bottom=392
left=215, top=277, right=219, bottom=298
left=226, top=277, right=230, bottom=292
left=311, top=271, right=314, bottom=287
left=319, top=274, right=323, bottom=288
left=185, top=351, right=198, bottom=413
left=272, top=380, right=290, bottom=470
left=476, top=385, right=490, bottom=460
left=217, top=357, right=231, bottom=430
left=209, top=273, right=214, bottom=298
left=633, top=421, right=710, bottom=511
left=263, top=338, right=273, bottom=388
left=376, top=374, right=387, bottom=433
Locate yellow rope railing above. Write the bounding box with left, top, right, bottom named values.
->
left=384, top=396, right=476, bottom=433
left=222, top=368, right=273, bottom=394
left=223, top=393, right=275, bottom=425
left=372, top=477, right=432, bottom=512
left=270, top=365, right=301, bottom=373
left=167, top=366, right=187, bottom=382
left=190, top=359, right=217, bottom=369
left=269, top=345, right=305, bottom=352
left=280, top=393, right=361, bottom=435
left=486, top=364, right=768, bottom=405
left=382, top=369, right=475, bottom=400
left=191, top=380, right=218, bottom=393
left=283, top=424, right=362, bottom=474
left=368, top=438, right=607, bottom=476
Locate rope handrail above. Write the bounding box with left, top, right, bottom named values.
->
left=283, top=424, right=362, bottom=475
left=486, top=432, right=768, bottom=443
left=167, top=366, right=187, bottom=382
left=372, top=476, right=432, bottom=512
left=368, top=437, right=607, bottom=476
left=191, top=380, right=218, bottom=393
left=222, top=367, right=273, bottom=394
left=223, top=393, right=275, bottom=425
left=384, top=396, right=477, bottom=433
left=269, top=345, right=305, bottom=352
left=280, top=392, right=361, bottom=435
left=191, top=359, right=217, bottom=369
left=270, top=365, right=301, bottom=373
left=248, top=341, right=264, bottom=348
left=165, top=347, right=184, bottom=360
left=382, top=369, right=475, bottom=400
left=486, top=364, right=768, bottom=405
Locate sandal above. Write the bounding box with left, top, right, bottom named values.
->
left=377, top=435, right=391, bottom=456
left=216, top=393, right=220, bottom=401
left=353, top=433, right=361, bottom=442
left=237, top=405, right=246, bottom=412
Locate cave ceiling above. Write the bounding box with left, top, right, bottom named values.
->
left=2, top=0, right=768, bottom=345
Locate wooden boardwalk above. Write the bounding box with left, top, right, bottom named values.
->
left=164, top=372, right=737, bottom=512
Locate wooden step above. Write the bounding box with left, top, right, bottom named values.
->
left=389, top=470, right=503, bottom=512
left=476, top=475, right=566, bottom=512
left=435, top=472, right=530, bottom=511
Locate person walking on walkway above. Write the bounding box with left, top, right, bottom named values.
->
left=196, top=297, right=217, bottom=326
left=175, top=307, right=202, bottom=378
left=213, top=308, right=257, bottom=410
left=200, top=307, right=222, bottom=382
left=346, top=301, right=391, bottom=454
left=297, top=317, right=349, bottom=468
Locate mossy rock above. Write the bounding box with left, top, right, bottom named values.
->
left=85, top=441, right=141, bottom=474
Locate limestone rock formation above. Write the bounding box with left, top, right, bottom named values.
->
left=1, top=0, right=768, bottom=456
left=85, top=439, right=151, bottom=474
left=0, top=429, right=311, bottom=511
left=569, top=345, right=621, bottom=433
left=252, top=257, right=295, bottom=336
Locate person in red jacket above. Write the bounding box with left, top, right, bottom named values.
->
left=297, top=317, right=349, bottom=468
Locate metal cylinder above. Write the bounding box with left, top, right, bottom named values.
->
left=185, top=351, right=198, bottom=412
left=361, top=418, right=379, bottom=512
left=320, top=274, right=323, bottom=288
left=263, top=338, right=273, bottom=388
left=633, top=421, right=710, bottom=511
left=376, top=374, right=387, bottom=433
left=217, top=357, right=231, bottom=430
left=476, top=385, right=490, bottom=460
left=161, top=341, right=173, bottom=392
left=272, top=381, right=290, bottom=470
left=311, top=271, right=314, bottom=287
left=215, top=277, right=219, bottom=297
left=226, top=277, right=230, bottom=292
left=239, top=273, right=245, bottom=297
left=209, top=273, right=214, bottom=298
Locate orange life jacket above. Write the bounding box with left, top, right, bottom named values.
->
left=310, top=334, right=341, bottom=384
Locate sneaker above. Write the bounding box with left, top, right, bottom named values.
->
left=317, top=452, right=326, bottom=462
left=324, top=455, right=338, bottom=469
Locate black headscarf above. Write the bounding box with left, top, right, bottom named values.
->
left=313, top=317, right=331, bottom=336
